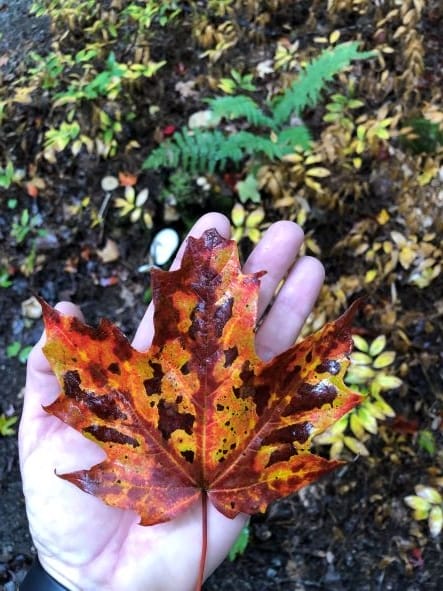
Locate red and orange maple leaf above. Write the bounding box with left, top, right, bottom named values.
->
left=41, top=228, right=361, bottom=526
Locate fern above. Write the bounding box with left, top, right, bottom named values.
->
left=144, top=42, right=375, bottom=176
left=206, top=95, right=276, bottom=129
left=272, top=42, right=375, bottom=127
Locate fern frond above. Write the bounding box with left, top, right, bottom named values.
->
left=206, top=95, right=276, bottom=129
left=272, top=42, right=375, bottom=127
left=277, top=125, right=312, bottom=151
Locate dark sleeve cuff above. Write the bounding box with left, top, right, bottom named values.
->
left=20, top=557, right=69, bottom=590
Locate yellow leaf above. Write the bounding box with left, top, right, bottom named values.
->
left=357, top=407, right=378, bottom=434
left=369, top=335, right=386, bottom=357
left=374, top=374, right=402, bottom=391
left=429, top=506, right=443, bottom=537
left=246, top=207, right=265, bottom=228
left=399, top=246, right=416, bottom=269
left=329, top=30, right=341, bottom=44
left=350, top=412, right=365, bottom=440
left=231, top=203, right=245, bottom=227
left=365, top=269, right=377, bottom=283
left=351, top=352, right=373, bottom=365
left=305, top=167, right=330, bottom=178
left=352, top=335, right=369, bottom=353
left=404, top=495, right=431, bottom=513
left=376, top=209, right=390, bottom=225
left=415, top=485, right=442, bottom=505
left=373, top=350, right=396, bottom=369
left=344, top=436, right=369, bottom=456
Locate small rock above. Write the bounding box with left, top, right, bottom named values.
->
left=97, top=239, right=120, bottom=263
left=150, top=228, right=179, bottom=266
left=188, top=110, right=221, bottom=130
left=21, top=296, right=42, bottom=319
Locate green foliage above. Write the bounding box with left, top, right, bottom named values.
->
left=315, top=334, right=401, bottom=458
left=400, top=117, right=443, bottom=154
left=405, top=483, right=443, bottom=537
left=144, top=43, right=374, bottom=175
left=0, top=268, right=13, bottom=288
left=10, top=209, right=46, bottom=244
left=218, top=69, right=256, bottom=94
left=236, top=173, right=261, bottom=204
left=0, top=414, right=18, bottom=437
left=7, top=341, right=33, bottom=364
left=272, top=42, right=375, bottom=126
left=229, top=523, right=250, bottom=561
left=0, top=161, right=23, bottom=189
left=417, top=430, right=436, bottom=456
left=124, top=1, right=182, bottom=29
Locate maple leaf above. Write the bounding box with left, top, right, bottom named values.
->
left=41, top=228, right=362, bottom=526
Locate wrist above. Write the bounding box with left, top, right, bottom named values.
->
left=20, top=557, right=70, bottom=591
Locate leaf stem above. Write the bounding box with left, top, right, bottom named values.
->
left=195, top=492, right=208, bottom=591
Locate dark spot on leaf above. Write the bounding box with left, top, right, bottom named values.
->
left=223, top=346, right=238, bottom=368
left=282, top=382, right=338, bottom=416
left=88, top=362, right=108, bottom=388
left=263, top=422, right=312, bottom=445
left=293, top=365, right=301, bottom=373
left=216, top=403, right=224, bottom=411
left=110, top=326, right=133, bottom=361
left=176, top=395, right=183, bottom=404
left=181, top=450, right=194, bottom=463
left=107, top=362, right=121, bottom=375
left=306, top=351, right=313, bottom=363
left=63, top=371, right=126, bottom=420
left=266, top=444, right=297, bottom=467
left=230, top=443, right=236, bottom=450
left=144, top=361, right=163, bottom=396
left=230, top=501, right=235, bottom=509
left=84, top=425, right=139, bottom=447
left=315, top=360, right=341, bottom=375
left=214, top=296, right=234, bottom=338
left=157, top=399, right=194, bottom=440
left=254, top=385, right=271, bottom=416
left=180, top=361, right=190, bottom=375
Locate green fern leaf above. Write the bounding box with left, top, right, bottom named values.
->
left=277, top=126, right=312, bottom=151
left=272, top=42, right=375, bottom=127
left=206, top=95, right=276, bottom=129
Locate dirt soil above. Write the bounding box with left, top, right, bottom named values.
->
left=1, top=1, right=442, bottom=590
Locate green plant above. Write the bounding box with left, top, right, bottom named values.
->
left=405, top=482, right=443, bottom=537
left=144, top=43, right=375, bottom=175
left=0, top=414, right=18, bottom=437
left=0, top=268, right=13, bottom=288
left=229, top=523, right=250, bottom=560
left=114, top=186, right=153, bottom=228
left=124, top=1, right=182, bottom=30
left=10, top=209, right=46, bottom=244
left=218, top=69, right=256, bottom=94
left=0, top=160, right=24, bottom=189
left=315, top=334, right=402, bottom=457
left=7, top=341, right=33, bottom=364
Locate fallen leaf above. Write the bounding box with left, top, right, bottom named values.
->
left=41, top=229, right=361, bottom=526
left=118, top=171, right=138, bottom=187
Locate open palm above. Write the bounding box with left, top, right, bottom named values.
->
left=19, top=212, right=324, bottom=591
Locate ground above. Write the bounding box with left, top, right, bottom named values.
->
left=0, top=1, right=442, bottom=590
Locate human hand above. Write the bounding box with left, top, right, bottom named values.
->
left=19, top=212, right=324, bottom=591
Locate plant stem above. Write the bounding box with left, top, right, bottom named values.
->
left=195, top=492, right=208, bottom=591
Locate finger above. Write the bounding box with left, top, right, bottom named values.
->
left=255, top=256, right=324, bottom=361
left=132, top=212, right=231, bottom=351
left=242, top=221, right=305, bottom=320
